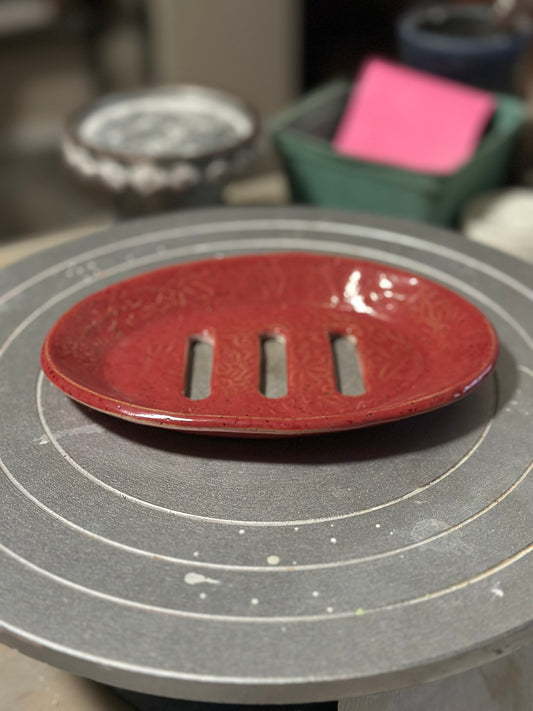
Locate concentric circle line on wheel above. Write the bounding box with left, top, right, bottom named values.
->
left=2, top=443, right=530, bottom=572
left=36, top=371, right=497, bottom=526
left=2, top=236, right=532, bottom=364
left=1, top=537, right=531, bottom=624
left=1, top=218, right=531, bottom=309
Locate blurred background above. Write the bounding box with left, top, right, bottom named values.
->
left=1, top=2, right=532, bottom=709
left=1, top=0, right=533, bottom=253
left=0, top=0, right=440, bottom=241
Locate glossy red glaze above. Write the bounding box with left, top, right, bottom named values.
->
left=41, top=252, right=498, bottom=436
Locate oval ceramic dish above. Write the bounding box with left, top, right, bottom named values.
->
left=41, top=252, right=498, bottom=436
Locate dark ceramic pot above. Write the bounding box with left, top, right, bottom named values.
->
left=63, top=85, right=260, bottom=218
left=397, top=3, right=532, bottom=92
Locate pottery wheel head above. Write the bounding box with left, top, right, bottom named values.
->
left=1, top=207, right=531, bottom=703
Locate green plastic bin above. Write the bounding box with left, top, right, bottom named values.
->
left=270, top=81, right=525, bottom=227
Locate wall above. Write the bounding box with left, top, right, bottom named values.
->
left=147, top=0, right=302, bottom=118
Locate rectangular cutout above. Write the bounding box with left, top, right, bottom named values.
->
left=184, top=336, right=213, bottom=400
left=260, top=334, right=288, bottom=399
left=330, top=334, right=365, bottom=396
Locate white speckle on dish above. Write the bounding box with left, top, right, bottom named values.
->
left=267, top=555, right=280, bottom=566
left=294, top=527, right=299, bottom=531
left=193, top=551, right=199, bottom=557
left=330, top=537, right=337, bottom=544
left=251, top=598, right=259, bottom=606
left=390, top=531, right=394, bottom=535
left=199, top=592, right=207, bottom=600
left=375, top=524, right=381, bottom=528
left=238, top=529, right=245, bottom=535
left=379, top=276, right=393, bottom=290
left=326, top=607, right=334, bottom=613
left=312, top=591, right=320, bottom=598
left=491, top=586, right=504, bottom=598
left=184, top=572, right=220, bottom=586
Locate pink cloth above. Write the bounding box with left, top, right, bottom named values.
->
left=333, top=58, right=495, bottom=174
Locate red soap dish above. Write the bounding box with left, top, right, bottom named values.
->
left=41, top=252, right=498, bottom=436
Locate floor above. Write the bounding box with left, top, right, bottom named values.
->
left=0, top=644, right=133, bottom=711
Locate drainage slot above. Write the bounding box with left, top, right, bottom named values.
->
left=260, top=334, right=288, bottom=398
left=184, top=336, right=213, bottom=400
left=331, top=334, right=365, bottom=396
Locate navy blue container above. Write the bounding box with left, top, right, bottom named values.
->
left=397, top=4, right=532, bottom=93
